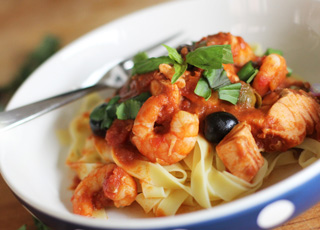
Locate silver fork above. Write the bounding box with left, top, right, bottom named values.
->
left=0, top=32, right=185, bottom=132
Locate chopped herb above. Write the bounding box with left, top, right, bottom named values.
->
left=218, top=83, right=242, bottom=105
left=163, top=44, right=184, bottom=64
left=116, top=100, right=142, bottom=120
left=116, top=92, right=151, bottom=120
left=132, top=92, right=151, bottom=102
left=91, top=92, right=150, bottom=130
left=194, top=77, right=212, bottom=100
left=132, top=44, right=233, bottom=84
left=171, top=63, right=188, bottom=83
left=90, top=95, right=120, bottom=130
left=133, top=52, right=149, bottom=64
left=90, top=103, right=108, bottom=122
left=186, top=45, right=233, bottom=70
left=264, top=48, right=283, bottom=56
left=131, top=56, right=174, bottom=75
left=203, top=68, right=230, bottom=90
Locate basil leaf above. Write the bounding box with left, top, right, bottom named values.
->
left=194, top=77, right=212, bottom=100
left=90, top=103, right=108, bottom=121
left=132, top=91, right=151, bottom=102
left=116, top=100, right=142, bottom=120
left=172, top=63, right=188, bottom=84
left=133, top=52, right=149, bottom=64
left=218, top=83, right=242, bottom=105
left=163, top=44, right=184, bottom=64
left=203, top=69, right=230, bottom=90
left=90, top=95, right=120, bottom=130
left=108, top=95, right=120, bottom=106
left=132, top=56, right=174, bottom=75
left=222, top=45, right=234, bottom=64
left=264, top=48, right=283, bottom=56
left=186, top=45, right=233, bottom=70
left=114, top=92, right=150, bottom=120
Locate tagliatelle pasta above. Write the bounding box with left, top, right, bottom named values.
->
left=65, top=32, right=320, bottom=218
left=65, top=93, right=320, bottom=217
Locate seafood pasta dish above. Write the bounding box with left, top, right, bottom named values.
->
left=66, top=32, right=320, bottom=218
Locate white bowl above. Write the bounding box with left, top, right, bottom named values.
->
left=1, top=0, right=320, bottom=229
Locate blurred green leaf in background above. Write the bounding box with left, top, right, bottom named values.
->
left=0, top=35, right=60, bottom=111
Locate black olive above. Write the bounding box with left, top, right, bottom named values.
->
left=90, top=119, right=107, bottom=138
left=89, top=103, right=108, bottom=138
left=204, top=112, right=239, bottom=143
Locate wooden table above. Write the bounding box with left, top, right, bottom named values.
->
left=0, top=1, right=319, bottom=229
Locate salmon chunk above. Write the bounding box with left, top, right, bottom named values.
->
left=216, top=122, right=264, bottom=182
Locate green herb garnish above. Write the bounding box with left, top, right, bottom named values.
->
left=163, top=44, right=184, bottom=64
left=91, top=92, right=151, bottom=129
left=194, top=77, right=212, bottom=100
left=186, top=45, right=233, bottom=70
left=132, top=44, right=233, bottom=84
left=132, top=43, right=239, bottom=104
left=133, top=52, right=149, bottom=64
left=264, top=48, right=283, bottom=56
left=172, top=63, right=188, bottom=83
left=131, top=56, right=174, bottom=75
left=116, top=100, right=142, bottom=120
left=218, top=83, right=242, bottom=105
left=203, top=68, right=230, bottom=90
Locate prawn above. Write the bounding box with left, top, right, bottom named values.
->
left=131, top=94, right=199, bottom=165
left=71, top=163, right=137, bottom=217
left=252, top=54, right=288, bottom=97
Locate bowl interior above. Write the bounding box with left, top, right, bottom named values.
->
left=1, top=0, right=320, bottom=229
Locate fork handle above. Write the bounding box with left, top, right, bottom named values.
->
left=0, top=84, right=112, bottom=132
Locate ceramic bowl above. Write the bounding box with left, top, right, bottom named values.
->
left=1, top=0, right=320, bottom=229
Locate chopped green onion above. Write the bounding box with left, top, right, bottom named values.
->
left=237, top=61, right=259, bottom=83
left=238, top=61, right=255, bottom=80
left=218, top=83, right=242, bottom=105
left=194, top=77, right=212, bottom=100
left=264, top=48, right=283, bottom=56
left=246, top=69, right=259, bottom=84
